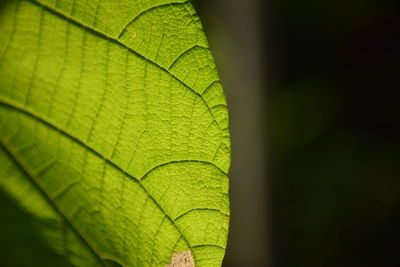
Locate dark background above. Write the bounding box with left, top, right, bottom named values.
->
left=194, top=0, right=400, bottom=266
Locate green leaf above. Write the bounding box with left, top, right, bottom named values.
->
left=0, top=0, right=230, bottom=266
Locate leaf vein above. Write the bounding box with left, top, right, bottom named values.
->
left=28, top=0, right=225, bottom=130
left=0, top=97, right=225, bottom=258
left=0, top=140, right=109, bottom=266
left=116, top=1, right=191, bottom=38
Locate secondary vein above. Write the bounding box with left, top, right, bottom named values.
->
left=0, top=140, right=109, bottom=266
left=0, top=97, right=227, bottom=258
left=27, top=0, right=224, bottom=130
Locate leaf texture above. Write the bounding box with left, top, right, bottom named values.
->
left=0, top=0, right=230, bottom=266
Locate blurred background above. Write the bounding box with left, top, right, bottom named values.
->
left=193, top=0, right=400, bottom=266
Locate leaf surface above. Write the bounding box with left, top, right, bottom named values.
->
left=0, top=0, right=230, bottom=266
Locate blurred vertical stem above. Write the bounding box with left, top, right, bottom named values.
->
left=194, top=0, right=268, bottom=266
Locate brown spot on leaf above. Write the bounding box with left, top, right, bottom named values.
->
left=165, top=250, right=195, bottom=267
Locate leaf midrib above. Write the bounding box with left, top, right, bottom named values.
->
left=28, top=0, right=225, bottom=130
